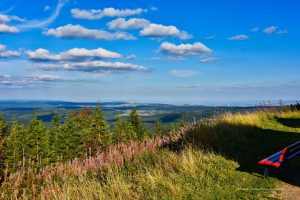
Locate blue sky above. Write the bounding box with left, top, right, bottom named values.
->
left=0, top=0, right=299, bottom=105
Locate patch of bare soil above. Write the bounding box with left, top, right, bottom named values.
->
left=281, top=172, right=300, bottom=200
left=281, top=184, right=300, bottom=200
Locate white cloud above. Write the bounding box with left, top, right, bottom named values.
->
left=25, top=74, right=61, bottom=82
left=263, top=26, right=278, bottom=34
left=0, top=44, right=20, bottom=58
left=140, top=23, right=192, bottom=40
left=171, top=69, right=199, bottom=78
left=125, top=54, right=136, bottom=60
left=44, top=6, right=51, bottom=11
left=146, top=57, right=161, bottom=61
left=159, top=41, right=212, bottom=57
left=17, top=0, right=66, bottom=30
left=27, top=47, right=122, bottom=62
left=0, top=14, right=26, bottom=24
left=37, top=61, right=149, bottom=73
left=0, top=45, right=5, bottom=51
left=150, top=7, right=158, bottom=11
left=204, top=35, right=216, bottom=40
left=0, top=51, right=20, bottom=58
left=0, top=74, right=66, bottom=88
left=71, top=8, right=148, bottom=20
left=251, top=27, right=259, bottom=32
left=277, top=30, right=288, bottom=35
left=107, top=18, right=192, bottom=40
left=199, top=57, right=218, bottom=63
left=9, top=15, right=27, bottom=22
left=108, top=18, right=150, bottom=30
left=0, top=24, right=19, bottom=34
left=0, top=14, right=10, bottom=24
left=227, top=34, right=249, bottom=40
left=43, top=24, right=136, bottom=40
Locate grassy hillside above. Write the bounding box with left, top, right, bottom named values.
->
left=1, top=108, right=300, bottom=199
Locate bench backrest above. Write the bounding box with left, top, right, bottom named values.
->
left=285, top=141, right=300, bottom=160
left=281, top=141, right=300, bottom=161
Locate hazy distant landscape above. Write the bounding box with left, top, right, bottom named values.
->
left=0, top=100, right=258, bottom=126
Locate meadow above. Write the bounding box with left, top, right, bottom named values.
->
left=0, top=106, right=299, bottom=199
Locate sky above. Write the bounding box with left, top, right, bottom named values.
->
left=0, top=0, right=299, bottom=105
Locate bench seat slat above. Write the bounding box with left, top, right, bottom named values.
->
left=259, top=151, right=282, bottom=162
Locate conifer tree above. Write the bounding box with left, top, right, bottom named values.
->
left=178, top=117, right=187, bottom=128
left=48, top=113, right=61, bottom=162
left=0, top=114, right=7, bottom=177
left=129, top=109, right=146, bottom=140
left=154, top=118, right=164, bottom=135
left=0, top=114, right=7, bottom=137
left=57, top=113, right=86, bottom=161
left=5, top=120, right=25, bottom=172
left=88, top=105, right=111, bottom=152
left=26, top=114, right=48, bottom=168
left=113, top=117, right=137, bottom=144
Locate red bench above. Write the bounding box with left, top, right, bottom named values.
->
left=258, top=141, right=300, bottom=178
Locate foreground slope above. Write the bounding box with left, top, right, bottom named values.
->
left=1, top=109, right=300, bottom=199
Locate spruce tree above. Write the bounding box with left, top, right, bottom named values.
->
left=26, top=114, right=48, bottom=168
left=154, top=119, right=164, bottom=135
left=58, top=113, right=86, bottom=161
left=5, top=120, right=24, bottom=172
left=88, top=105, right=111, bottom=152
left=129, top=109, right=146, bottom=140
left=178, top=117, right=187, bottom=128
left=113, top=117, right=137, bottom=144
left=0, top=114, right=7, bottom=137
left=48, top=113, right=61, bottom=162
left=0, top=114, right=7, bottom=177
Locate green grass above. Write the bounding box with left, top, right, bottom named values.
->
left=2, top=109, right=300, bottom=199
left=46, top=149, right=278, bottom=200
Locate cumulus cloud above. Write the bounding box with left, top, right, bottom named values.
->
left=0, top=14, right=10, bottom=24
left=108, top=18, right=150, bottom=30
left=263, top=26, right=278, bottom=34
left=171, top=69, right=199, bottom=78
left=37, top=61, right=148, bottom=73
left=27, top=47, right=122, bottom=62
left=0, top=14, right=26, bottom=24
left=25, top=74, right=61, bottom=82
left=71, top=8, right=148, bottom=20
left=0, top=24, right=19, bottom=34
left=199, top=57, right=218, bottom=63
left=107, top=18, right=192, bottom=40
left=43, top=24, right=136, bottom=40
left=159, top=41, right=212, bottom=57
left=0, top=74, right=66, bottom=88
left=0, top=44, right=20, bottom=58
left=140, top=23, right=192, bottom=40
left=227, top=34, right=249, bottom=41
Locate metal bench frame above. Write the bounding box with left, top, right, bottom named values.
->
left=258, top=141, right=300, bottom=178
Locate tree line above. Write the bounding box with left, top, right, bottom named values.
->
left=0, top=105, right=184, bottom=180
